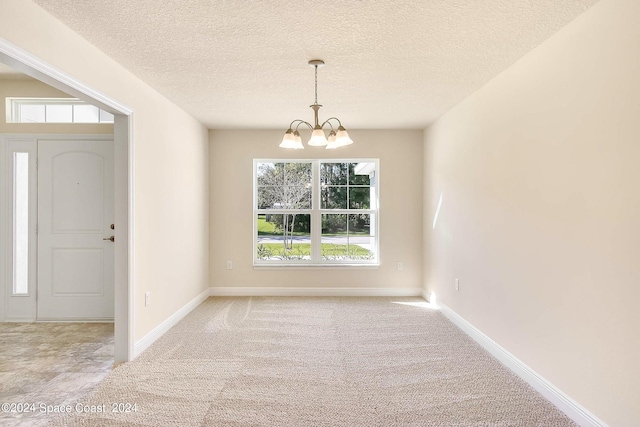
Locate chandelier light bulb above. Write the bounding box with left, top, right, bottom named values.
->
left=326, top=131, right=338, bottom=149
left=334, top=127, right=353, bottom=147
left=292, top=131, right=304, bottom=149
left=279, top=129, right=299, bottom=149
left=308, top=128, right=328, bottom=146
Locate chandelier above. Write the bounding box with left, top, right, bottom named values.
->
left=279, top=59, right=353, bottom=149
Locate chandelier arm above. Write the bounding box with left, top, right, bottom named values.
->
left=319, top=120, right=335, bottom=132
left=321, top=117, right=343, bottom=130
left=290, top=120, right=313, bottom=132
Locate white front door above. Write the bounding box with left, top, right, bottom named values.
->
left=37, top=139, right=114, bottom=320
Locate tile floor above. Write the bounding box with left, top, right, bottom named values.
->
left=0, top=323, right=114, bottom=426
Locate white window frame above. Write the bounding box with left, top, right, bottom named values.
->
left=6, top=97, right=114, bottom=124
left=253, top=159, right=379, bottom=267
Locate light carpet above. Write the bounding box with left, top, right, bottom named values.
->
left=49, top=297, right=577, bottom=426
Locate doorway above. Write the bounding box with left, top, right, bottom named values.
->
left=0, top=39, right=132, bottom=363
left=2, top=135, right=115, bottom=322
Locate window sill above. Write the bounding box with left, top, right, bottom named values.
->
left=253, top=264, right=379, bottom=270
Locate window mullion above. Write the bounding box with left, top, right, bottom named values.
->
left=312, top=160, right=321, bottom=263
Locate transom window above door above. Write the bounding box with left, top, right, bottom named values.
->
left=254, top=159, right=379, bottom=266
left=6, top=97, right=114, bottom=124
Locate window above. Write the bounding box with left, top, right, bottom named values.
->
left=13, top=152, right=29, bottom=294
left=254, top=159, right=378, bottom=265
left=6, top=98, right=114, bottom=124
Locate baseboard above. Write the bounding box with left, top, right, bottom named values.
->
left=133, top=288, right=210, bottom=359
left=37, top=319, right=114, bottom=323
left=209, top=286, right=423, bottom=297
left=438, top=303, right=607, bottom=427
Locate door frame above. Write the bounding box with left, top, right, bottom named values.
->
left=0, top=38, right=134, bottom=363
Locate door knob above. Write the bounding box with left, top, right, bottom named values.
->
left=103, top=236, right=115, bottom=242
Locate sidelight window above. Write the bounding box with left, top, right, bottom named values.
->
left=12, top=152, right=29, bottom=294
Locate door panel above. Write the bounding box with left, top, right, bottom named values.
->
left=52, top=248, right=104, bottom=295
left=37, top=139, right=114, bottom=320
left=52, top=152, right=105, bottom=232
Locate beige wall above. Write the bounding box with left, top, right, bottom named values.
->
left=0, top=78, right=112, bottom=134
left=0, top=0, right=210, bottom=342
left=424, top=0, right=640, bottom=424
left=210, top=129, right=423, bottom=291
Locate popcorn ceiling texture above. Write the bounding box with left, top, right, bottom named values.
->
left=32, top=0, right=600, bottom=129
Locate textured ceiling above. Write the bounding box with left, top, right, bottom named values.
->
left=31, top=0, right=600, bottom=130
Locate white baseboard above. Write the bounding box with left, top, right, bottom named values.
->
left=209, top=286, right=423, bottom=297
left=133, top=288, right=210, bottom=359
left=438, top=303, right=607, bottom=427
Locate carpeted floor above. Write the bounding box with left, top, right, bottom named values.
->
left=48, top=297, right=577, bottom=426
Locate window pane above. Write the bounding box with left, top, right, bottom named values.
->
left=321, top=163, right=348, bottom=185
left=13, top=153, right=29, bottom=295
left=348, top=214, right=375, bottom=260
left=321, top=214, right=375, bottom=261
left=285, top=186, right=312, bottom=209
left=99, top=109, right=115, bottom=123
left=257, top=214, right=311, bottom=261
left=46, top=104, right=73, bottom=122
left=284, top=162, right=311, bottom=185
left=257, top=162, right=282, bottom=186
left=350, top=162, right=375, bottom=185
left=257, top=162, right=312, bottom=209
left=321, top=214, right=347, bottom=261
left=257, top=163, right=284, bottom=209
left=349, top=187, right=371, bottom=209
left=74, top=104, right=100, bottom=123
left=18, top=104, right=45, bottom=123
left=321, top=186, right=347, bottom=209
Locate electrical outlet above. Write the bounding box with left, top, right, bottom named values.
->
left=455, top=279, right=460, bottom=292
left=145, top=291, right=151, bottom=306
left=226, top=261, right=233, bottom=270
left=397, top=262, right=404, bottom=271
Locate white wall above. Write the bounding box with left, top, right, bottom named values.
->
left=210, top=129, right=423, bottom=293
left=0, top=0, right=210, bottom=342
left=424, top=0, right=640, bottom=424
